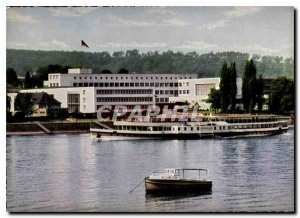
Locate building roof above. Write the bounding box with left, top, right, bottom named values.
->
left=16, top=92, right=61, bottom=105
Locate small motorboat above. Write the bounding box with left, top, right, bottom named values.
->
left=145, top=168, right=212, bottom=193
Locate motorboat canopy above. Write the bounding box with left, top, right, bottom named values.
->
left=148, top=168, right=209, bottom=180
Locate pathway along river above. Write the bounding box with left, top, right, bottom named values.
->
left=7, top=129, right=294, bottom=212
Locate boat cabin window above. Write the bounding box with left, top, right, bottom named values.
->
left=163, top=169, right=175, bottom=174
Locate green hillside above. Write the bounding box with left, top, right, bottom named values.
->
left=6, top=49, right=294, bottom=78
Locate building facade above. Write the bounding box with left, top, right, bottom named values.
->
left=20, top=87, right=96, bottom=113
left=169, top=77, right=243, bottom=110
left=8, top=68, right=276, bottom=116
left=25, top=68, right=198, bottom=113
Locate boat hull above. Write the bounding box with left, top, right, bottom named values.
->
left=91, top=127, right=288, bottom=140
left=145, top=178, right=212, bottom=193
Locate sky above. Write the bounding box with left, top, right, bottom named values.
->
left=6, top=6, right=294, bottom=58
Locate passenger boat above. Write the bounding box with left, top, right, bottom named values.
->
left=145, top=168, right=212, bottom=193
left=90, top=115, right=289, bottom=140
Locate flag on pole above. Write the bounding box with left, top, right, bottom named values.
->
left=81, top=40, right=89, bottom=48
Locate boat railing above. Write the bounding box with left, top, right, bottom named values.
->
left=177, top=168, right=209, bottom=180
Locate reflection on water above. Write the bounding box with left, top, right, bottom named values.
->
left=6, top=130, right=294, bottom=212
left=145, top=191, right=212, bottom=201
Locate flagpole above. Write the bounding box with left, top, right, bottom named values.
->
left=80, top=40, right=89, bottom=69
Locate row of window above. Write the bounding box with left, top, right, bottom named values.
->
left=96, top=89, right=152, bottom=95
left=179, top=90, right=190, bottom=95
left=50, top=83, right=59, bottom=87
left=179, top=82, right=189, bottom=87
left=177, top=123, right=277, bottom=131
left=49, top=75, right=59, bottom=80
left=155, top=90, right=178, bottom=95
left=73, top=82, right=179, bottom=87
left=155, top=98, right=169, bottom=103
left=96, top=105, right=149, bottom=110
left=114, top=126, right=172, bottom=131
left=96, top=97, right=153, bottom=103
left=114, top=123, right=278, bottom=132
left=73, top=76, right=193, bottom=80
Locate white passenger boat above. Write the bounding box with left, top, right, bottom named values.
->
left=145, top=168, right=212, bottom=193
left=90, top=115, right=289, bottom=140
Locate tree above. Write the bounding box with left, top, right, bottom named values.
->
left=242, top=59, right=257, bottom=113
left=229, top=62, right=237, bottom=112
left=206, top=88, right=221, bottom=112
left=117, top=68, right=129, bottom=74
left=6, top=95, right=12, bottom=121
left=48, top=64, right=69, bottom=74
left=219, top=61, right=230, bottom=112
left=6, top=68, right=21, bottom=87
left=125, top=49, right=139, bottom=57
left=33, top=67, right=48, bottom=88
left=269, top=77, right=294, bottom=114
left=248, top=74, right=257, bottom=113
left=7, top=49, right=294, bottom=78
left=100, top=69, right=112, bottom=74
left=256, top=75, right=264, bottom=113
left=6, top=95, right=11, bottom=112
left=280, top=80, right=294, bottom=113
left=32, top=64, right=71, bottom=88
left=14, top=93, right=34, bottom=118
left=113, top=51, right=125, bottom=58
left=216, top=61, right=238, bottom=113
left=24, top=71, right=33, bottom=88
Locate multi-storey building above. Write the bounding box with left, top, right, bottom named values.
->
left=8, top=67, right=277, bottom=115
left=20, top=68, right=198, bottom=113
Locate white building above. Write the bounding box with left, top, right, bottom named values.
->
left=19, top=68, right=198, bottom=113
left=9, top=68, right=247, bottom=114
left=20, top=87, right=96, bottom=113
left=169, top=77, right=243, bottom=110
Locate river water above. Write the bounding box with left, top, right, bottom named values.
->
left=6, top=129, right=294, bottom=212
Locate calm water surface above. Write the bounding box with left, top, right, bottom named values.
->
left=7, top=129, right=294, bottom=212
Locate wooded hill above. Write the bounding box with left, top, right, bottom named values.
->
left=6, top=49, right=294, bottom=78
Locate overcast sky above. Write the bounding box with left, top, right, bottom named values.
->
left=6, top=6, right=294, bottom=58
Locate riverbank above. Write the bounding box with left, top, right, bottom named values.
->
left=6, top=130, right=89, bottom=136
left=6, top=121, right=104, bottom=136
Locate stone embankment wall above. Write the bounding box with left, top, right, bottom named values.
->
left=6, top=121, right=110, bottom=136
